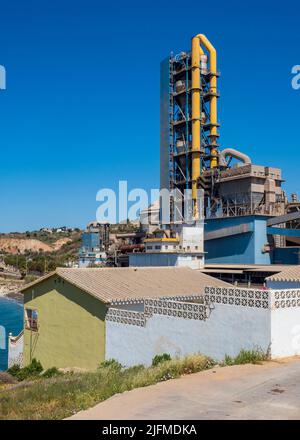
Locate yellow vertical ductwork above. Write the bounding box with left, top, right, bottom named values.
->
left=197, top=34, right=218, bottom=169
left=191, top=33, right=219, bottom=219
left=191, top=37, right=203, bottom=219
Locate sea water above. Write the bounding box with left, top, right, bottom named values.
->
left=0, top=297, right=23, bottom=371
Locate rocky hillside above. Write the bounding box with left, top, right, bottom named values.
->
left=0, top=237, right=71, bottom=254
left=0, top=229, right=82, bottom=276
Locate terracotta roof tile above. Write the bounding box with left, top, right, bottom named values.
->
left=21, top=266, right=231, bottom=303
left=266, top=265, right=300, bottom=283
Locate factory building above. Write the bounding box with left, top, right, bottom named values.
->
left=78, top=221, right=109, bottom=267
left=130, top=222, right=205, bottom=269
left=78, top=33, right=300, bottom=271
left=140, top=200, right=160, bottom=234
left=158, top=33, right=300, bottom=266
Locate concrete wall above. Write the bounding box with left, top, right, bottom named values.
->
left=106, top=288, right=300, bottom=367
left=106, top=293, right=271, bottom=366
left=23, top=276, right=106, bottom=370
left=270, top=289, right=300, bottom=358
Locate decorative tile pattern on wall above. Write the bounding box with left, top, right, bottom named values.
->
left=110, top=295, right=203, bottom=307
left=144, top=298, right=209, bottom=321
left=107, top=288, right=300, bottom=328
left=106, top=308, right=147, bottom=327
left=107, top=298, right=210, bottom=327
left=204, top=287, right=269, bottom=309
left=272, top=290, right=300, bottom=309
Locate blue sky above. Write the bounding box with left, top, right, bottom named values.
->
left=0, top=0, right=299, bottom=232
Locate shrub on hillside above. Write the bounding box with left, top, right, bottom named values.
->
left=222, top=349, right=268, bottom=366
left=42, top=367, right=61, bottom=378
left=152, top=353, right=171, bottom=367
left=8, top=358, right=43, bottom=381
left=98, top=359, right=122, bottom=370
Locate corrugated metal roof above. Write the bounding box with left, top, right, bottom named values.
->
left=266, top=265, right=300, bottom=282
left=21, top=266, right=231, bottom=303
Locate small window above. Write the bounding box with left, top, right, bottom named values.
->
left=25, top=308, right=38, bottom=331
left=147, top=245, right=152, bottom=250
left=155, top=245, right=161, bottom=250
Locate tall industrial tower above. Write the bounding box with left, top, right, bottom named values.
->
left=160, top=34, right=285, bottom=227
left=160, top=34, right=219, bottom=223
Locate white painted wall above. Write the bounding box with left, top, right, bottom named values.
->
left=106, top=288, right=300, bottom=367
left=271, top=307, right=300, bottom=358
left=269, top=289, right=300, bottom=358
left=106, top=302, right=270, bottom=367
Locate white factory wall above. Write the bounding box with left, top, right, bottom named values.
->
left=106, top=288, right=300, bottom=367
left=270, top=289, right=300, bottom=358
left=106, top=297, right=270, bottom=367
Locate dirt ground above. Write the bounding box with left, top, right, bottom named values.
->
left=68, top=357, right=300, bottom=420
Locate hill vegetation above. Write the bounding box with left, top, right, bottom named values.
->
left=0, top=350, right=268, bottom=420
left=1, top=230, right=82, bottom=276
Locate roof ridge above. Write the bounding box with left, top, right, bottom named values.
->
left=266, top=265, right=300, bottom=282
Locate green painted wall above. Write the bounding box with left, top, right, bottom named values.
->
left=23, top=275, right=107, bottom=370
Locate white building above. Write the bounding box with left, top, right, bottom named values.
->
left=131, top=221, right=205, bottom=269
left=140, top=200, right=160, bottom=234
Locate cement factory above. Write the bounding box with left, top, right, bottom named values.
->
left=79, top=33, right=300, bottom=283
left=9, top=31, right=300, bottom=386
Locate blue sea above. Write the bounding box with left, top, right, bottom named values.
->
left=0, top=297, right=23, bottom=371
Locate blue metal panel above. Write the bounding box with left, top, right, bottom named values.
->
left=267, top=227, right=300, bottom=237
left=272, top=247, right=300, bottom=265
left=129, top=253, right=179, bottom=267
left=253, top=217, right=271, bottom=264
left=204, top=216, right=271, bottom=264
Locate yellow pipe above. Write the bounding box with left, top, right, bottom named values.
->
left=196, top=34, right=219, bottom=168
left=191, top=37, right=203, bottom=219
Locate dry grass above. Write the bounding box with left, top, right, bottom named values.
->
left=0, top=350, right=268, bottom=420
left=0, top=354, right=214, bottom=420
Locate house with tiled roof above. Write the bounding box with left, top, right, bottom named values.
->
left=20, top=267, right=230, bottom=370
left=11, top=266, right=300, bottom=371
